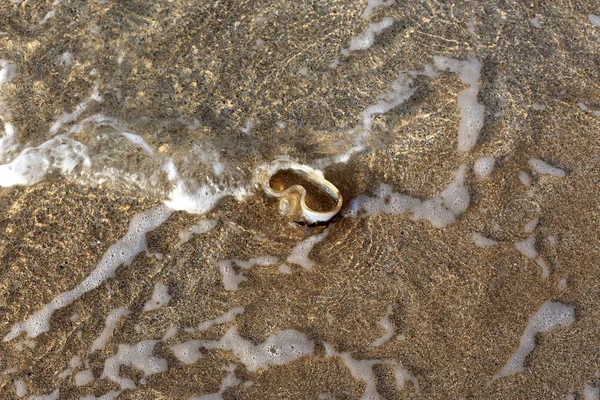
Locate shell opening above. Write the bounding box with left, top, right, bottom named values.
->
left=257, top=161, right=343, bottom=224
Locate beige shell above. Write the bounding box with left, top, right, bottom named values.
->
left=255, top=160, right=343, bottom=223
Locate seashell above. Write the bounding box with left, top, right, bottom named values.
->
left=255, top=160, right=342, bottom=224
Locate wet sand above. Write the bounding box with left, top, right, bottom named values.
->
left=1, top=1, right=600, bottom=399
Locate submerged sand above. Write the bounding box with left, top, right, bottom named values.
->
left=1, top=1, right=600, bottom=399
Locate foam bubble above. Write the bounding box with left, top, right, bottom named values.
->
left=324, top=343, right=418, bottom=398
left=188, top=363, right=240, bottom=400
left=536, top=257, right=550, bottom=279
left=177, top=219, right=218, bottom=247
left=0, top=59, right=17, bottom=84
left=170, top=340, right=204, bottom=364
left=79, top=391, right=121, bottom=400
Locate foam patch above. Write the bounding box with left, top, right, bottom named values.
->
left=90, top=307, right=131, bottom=352
left=493, top=301, right=575, bottom=380
left=345, top=165, right=470, bottom=228
left=102, top=340, right=168, bottom=390
left=143, top=282, right=172, bottom=312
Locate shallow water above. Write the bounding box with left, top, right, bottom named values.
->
left=1, top=1, right=600, bottom=399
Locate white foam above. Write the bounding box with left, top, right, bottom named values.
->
left=433, top=56, right=485, bottom=153
left=0, top=136, right=91, bottom=187
left=58, top=355, right=82, bottom=379
left=162, top=325, right=178, bottom=341
left=557, top=277, right=567, bottom=292
left=588, top=13, right=600, bottom=27
left=0, top=87, right=107, bottom=188
left=50, top=84, right=103, bottom=135
left=29, top=389, right=59, bottom=400
left=536, top=257, right=550, bottom=279
left=70, top=355, right=82, bottom=368
left=186, top=307, right=245, bottom=333
left=188, top=364, right=240, bottom=400
left=532, top=103, right=545, bottom=110
left=143, top=282, right=172, bottom=312
left=217, top=256, right=278, bottom=291
left=120, top=132, right=154, bottom=154
left=493, top=301, right=575, bottom=380
left=74, top=370, right=94, bottom=386
left=530, top=16, right=542, bottom=28
left=164, top=173, right=247, bottom=215
left=528, top=159, right=566, bottom=177
left=324, top=344, right=418, bottom=398
left=0, top=59, right=17, bottom=84
left=524, top=218, right=539, bottom=233
left=286, top=230, right=328, bottom=271
left=3, top=205, right=171, bottom=341
left=14, top=378, right=27, bottom=398
left=325, top=344, right=380, bottom=400
left=330, top=73, right=415, bottom=165
left=515, top=237, right=538, bottom=259
left=39, top=9, right=57, bottom=25
left=392, top=365, right=420, bottom=394
left=0, top=122, right=20, bottom=162
left=362, top=74, right=415, bottom=132
left=348, top=18, right=394, bottom=51
left=518, top=171, right=531, bottom=186
left=90, top=307, right=130, bottom=352
left=371, top=305, right=394, bottom=347
left=473, top=156, right=495, bottom=180
left=584, top=384, right=600, bottom=400
left=177, top=219, right=218, bottom=246
left=102, top=340, right=168, bottom=390
left=472, top=232, right=498, bottom=247
left=53, top=52, right=73, bottom=69
left=278, top=264, right=292, bottom=274
left=240, top=119, right=253, bottom=136
left=361, top=0, right=395, bottom=19
left=345, top=164, right=470, bottom=229
left=173, top=327, right=314, bottom=372
left=170, top=340, right=204, bottom=364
